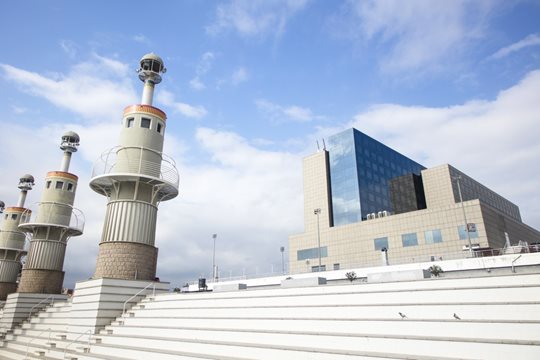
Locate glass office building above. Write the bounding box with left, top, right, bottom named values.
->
left=328, top=129, right=425, bottom=226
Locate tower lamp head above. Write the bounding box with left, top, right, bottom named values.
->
left=18, top=174, right=35, bottom=191
left=137, top=53, right=166, bottom=85
left=60, top=131, right=80, bottom=153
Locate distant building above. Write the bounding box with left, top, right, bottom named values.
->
left=288, top=128, right=540, bottom=273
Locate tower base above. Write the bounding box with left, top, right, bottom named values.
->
left=93, top=242, right=158, bottom=281
left=17, top=269, right=65, bottom=294
left=67, top=278, right=169, bottom=336
left=0, top=292, right=67, bottom=331
left=0, top=283, right=18, bottom=302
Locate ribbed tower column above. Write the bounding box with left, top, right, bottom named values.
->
left=18, top=132, right=84, bottom=294
left=90, top=53, right=179, bottom=281
left=0, top=176, right=34, bottom=300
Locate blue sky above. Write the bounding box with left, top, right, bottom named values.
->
left=1, top=0, right=540, bottom=287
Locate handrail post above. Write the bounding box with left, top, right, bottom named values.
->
left=63, top=329, right=92, bottom=359
left=25, top=327, right=51, bottom=358
left=122, top=281, right=155, bottom=315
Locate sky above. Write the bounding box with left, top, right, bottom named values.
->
left=1, top=0, right=539, bottom=288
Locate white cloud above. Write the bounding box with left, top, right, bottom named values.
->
left=133, top=34, right=151, bottom=45
left=256, top=99, right=320, bottom=122
left=11, top=105, right=28, bottom=114
left=155, top=128, right=303, bottom=282
left=189, top=77, right=206, bottom=91
left=206, top=0, right=308, bottom=37
left=59, top=40, right=78, bottom=58
left=231, top=67, right=249, bottom=85
left=0, top=55, right=136, bottom=121
left=190, top=52, right=215, bottom=91
left=157, top=90, right=208, bottom=118
left=347, top=69, right=540, bottom=228
left=490, top=33, right=540, bottom=60
left=332, top=0, right=495, bottom=72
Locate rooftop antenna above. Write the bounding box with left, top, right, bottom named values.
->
left=316, top=140, right=320, bottom=151
left=322, top=138, right=326, bottom=150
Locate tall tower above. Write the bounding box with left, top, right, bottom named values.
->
left=90, top=53, right=179, bottom=281
left=18, top=132, right=84, bottom=293
left=0, top=175, right=34, bottom=299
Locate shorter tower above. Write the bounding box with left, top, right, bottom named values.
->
left=18, top=132, right=84, bottom=294
left=0, top=176, right=34, bottom=300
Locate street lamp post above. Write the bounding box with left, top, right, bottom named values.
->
left=314, top=208, right=322, bottom=272
left=212, top=234, right=217, bottom=282
left=280, top=246, right=285, bottom=274
left=454, top=176, right=473, bottom=256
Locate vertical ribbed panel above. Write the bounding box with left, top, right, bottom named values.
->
left=0, top=260, right=21, bottom=282
left=24, top=240, right=66, bottom=270
left=101, top=201, right=157, bottom=246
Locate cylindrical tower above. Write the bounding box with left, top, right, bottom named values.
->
left=18, top=132, right=84, bottom=294
left=90, top=53, right=179, bottom=281
left=0, top=176, right=34, bottom=299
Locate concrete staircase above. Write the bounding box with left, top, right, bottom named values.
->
left=0, top=273, right=539, bottom=359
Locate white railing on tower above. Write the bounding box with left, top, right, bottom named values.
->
left=92, top=146, right=179, bottom=188
left=20, top=203, right=85, bottom=233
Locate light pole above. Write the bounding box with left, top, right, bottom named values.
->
left=280, top=246, right=285, bottom=274
left=212, top=234, right=217, bottom=282
left=454, top=176, right=473, bottom=256
left=314, top=208, right=322, bottom=272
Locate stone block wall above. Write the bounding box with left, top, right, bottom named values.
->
left=93, top=242, right=158, bottom=280
left=17, top=269, right=64, bottom=294
left=0, top=282, right=18, bottom=301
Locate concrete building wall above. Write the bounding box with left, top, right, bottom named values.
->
left=289, top=201, right=491, bottom=274
left=302, top=150, right=333, bottom=233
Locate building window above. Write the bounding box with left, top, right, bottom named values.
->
left=55, top=181, right=64, bottom=190
left=312, top=265, right=326, bottom=272
left=458, top=224, right=479, bottom=240
left=67, top=183, right=74, bottom=192
left=46, top=181, right=51, bottom=189
left=141, top=117, right=151, bottom=129
left=157, top=122, right=163, bottom=134
left=126, top=117, right=135, bottom=128
left=425, top=229, right=443, bottom=244
left=424, top=229, right=442, bottom=244
left=333, top=263, right=340, bottom=270
left=11, top=214, right=17, bottom=220
left=374, top=237, right=389, bottom=251
left=297, top=246, right=328, bottom=261
left=402, top=233, right=418, bottom=247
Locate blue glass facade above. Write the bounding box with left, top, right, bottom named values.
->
left=328, top=128, right=425, bottom=226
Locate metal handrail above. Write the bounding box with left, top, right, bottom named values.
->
left=511, top=254, right=522, bottom=273
left=122, top=281, right=156, bottom=315
left=92, top=146, right=179, bottom=187
left=24, top=327, right=51, bottom=359
left=20, top=202, right=85, bottom=233
left=63, top=329, right=92, bottom=359
left=28, top=294, right=55, bottom=318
